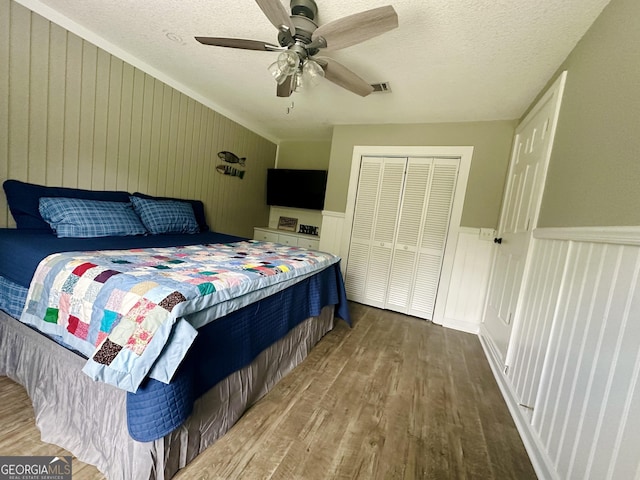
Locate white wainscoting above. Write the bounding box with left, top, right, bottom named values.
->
left=480, top=226, right=640, bottom=480
left=442, top=227, right=495, bottom=334
left=319, top=211, right=345, bottom=262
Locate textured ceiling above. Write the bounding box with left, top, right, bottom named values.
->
left=17, top=0, right=611, bottom=142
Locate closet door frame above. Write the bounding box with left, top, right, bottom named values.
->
left=340, top=146, right=474, bottom=325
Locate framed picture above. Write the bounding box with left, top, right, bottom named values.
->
left=277, top=216, right=298, bottom=232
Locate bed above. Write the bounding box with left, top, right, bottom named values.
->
left=0, top=180, right=349, bottom=479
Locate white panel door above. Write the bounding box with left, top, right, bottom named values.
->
left=482, top=73, right=566, bottom=365
left=345, top=157, right=406, bottom=307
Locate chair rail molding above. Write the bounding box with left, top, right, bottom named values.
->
left=533, top=225, right=640, bottom=245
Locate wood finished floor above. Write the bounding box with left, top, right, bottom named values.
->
left=0, top=303, right=537, bottom=479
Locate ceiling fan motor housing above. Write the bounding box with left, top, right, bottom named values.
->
left=290, top=0, right=317, bottom=20
left=278, top=0, right=320, bottom=53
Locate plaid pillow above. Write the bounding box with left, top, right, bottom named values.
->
left=130, top=196, right=200, bottom=235
left=39, top=197, right=148, bottom=238
left=132, top=192, right=209, bottom=232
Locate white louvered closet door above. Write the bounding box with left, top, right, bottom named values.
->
left=344, top=158, right=381, bottom=301
left=346, top=156, right=459, bottom=320
left=345, top=157, right=406, bottom=307
left=385, top=158, right=432, bottom=313
left=408, top=159, right=459, bottom=318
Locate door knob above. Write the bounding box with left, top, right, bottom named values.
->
left=494, top=237, right=503, bottom=244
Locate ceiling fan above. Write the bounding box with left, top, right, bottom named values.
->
left=195, top=0, right=398, bottom=98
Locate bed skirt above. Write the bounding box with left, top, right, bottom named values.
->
left=0, top=307, right=335, bottom=479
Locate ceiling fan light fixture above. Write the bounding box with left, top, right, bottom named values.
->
left=295, top=58, right=324, bottom=90
left=293, top=70, right=305, bottom=92
left=277, top=50, right=300, bottom=75
left=304, top=58, right=324, bottom=80
left=269, top=50, right=301, bottom=85
left=268, top=60, right=289, bottom=84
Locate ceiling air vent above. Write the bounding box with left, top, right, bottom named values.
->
left=371, top=82, right=392, bottom=93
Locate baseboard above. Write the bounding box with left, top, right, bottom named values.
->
left=478, top=333, right=558, bottom=480
left=442, top=317, right=479, bottom=334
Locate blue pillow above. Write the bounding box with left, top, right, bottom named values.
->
left=132, top=192, right=209, bottom=232
left=39, top=197, right=148, bottom=238
left=3, top=180, right=131, bottom=232
left=130, top=196, right=200, bottom=235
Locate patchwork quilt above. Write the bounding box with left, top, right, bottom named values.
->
left=20, top=241, right=339, bottom=392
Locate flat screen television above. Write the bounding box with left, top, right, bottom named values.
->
left=266, top=168, right=328, bottom=210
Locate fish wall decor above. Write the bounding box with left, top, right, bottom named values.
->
left=218, top=151, right=246, bottom=166
left=216, top=164, right=245, bottom=179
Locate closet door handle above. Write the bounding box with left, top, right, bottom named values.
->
left=494, top=237, right=503, bottom=244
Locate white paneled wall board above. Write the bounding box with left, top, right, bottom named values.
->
left=319, top=211, right=345, bottom=260
left=442, top=228, right=495, bottom=334
left=505, top=238, right=568, bottom=419
left=480, top=226, right=640, bottom=480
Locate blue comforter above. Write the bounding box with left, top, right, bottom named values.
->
left=0, top=229, right=243, bottom=288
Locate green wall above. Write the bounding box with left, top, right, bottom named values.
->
left=537, top=0, right=640, bottom=227
left=277, top=141, right=331, bottom=170
left=325, top=121, right=516, bottom=228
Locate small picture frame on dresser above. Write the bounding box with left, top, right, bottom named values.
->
left=277, top=216, right=298, bottom=232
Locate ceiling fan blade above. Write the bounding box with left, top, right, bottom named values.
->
left=195, top=37, right=283, bottom=52
left=311, top=5, right=398, bottom=51
left=277, top=75, right=294, bottom=97
left=316, top=57, right=374, bottom=97
left=255, top=0, right=296, bottom=36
